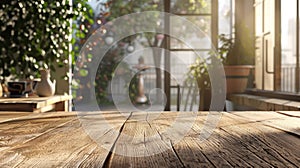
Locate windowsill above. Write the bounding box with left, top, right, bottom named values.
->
left=228, top=90, right=300, bottom=111
left=245, top=88, right=300, bottom=102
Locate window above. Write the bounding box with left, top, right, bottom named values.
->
left=255, top=0, right=300, bottom=93
left=165, top=0, right=235, bottom=110
left=281, top=0, right=299, bottom=92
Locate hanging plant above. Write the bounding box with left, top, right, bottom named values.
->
left=0, top=0, right=90, bottom=82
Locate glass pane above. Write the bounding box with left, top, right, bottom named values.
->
left=171, top=0, right=211, bottom=14
left=264, top=0, right=275, bottom=33
left=281, top=0, right=296, bottom=92
left=170, top=16, right=211, bottom=49
left=255, top=0, right=263, bottom=35
left=170, top=51, right=209, bottom=86
left=170, top=51, right=209, bottom=111
left=218, top=0, right=232, bottom=36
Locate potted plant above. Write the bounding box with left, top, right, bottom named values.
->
left=218, top=33, right=254, bottom=95
left=187, top=33, right=254, bottom=110
left=187, top=58, right=211, bottom=111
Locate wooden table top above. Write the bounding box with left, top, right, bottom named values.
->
left=0, top=111, right=299, bottom=167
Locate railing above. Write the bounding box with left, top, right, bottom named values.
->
left=281, top=64, right=296, bottom=92
left=171, top=81, right=199, bottom=112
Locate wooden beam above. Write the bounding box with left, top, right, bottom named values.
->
left=274, top=0, right=282, bottom=91
left=164, top=0, right=171, bottom=111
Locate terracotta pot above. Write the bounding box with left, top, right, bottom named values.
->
left=224, top=65, right=254, bottom=95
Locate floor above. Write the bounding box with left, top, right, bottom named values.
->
left=0, top=111, right=299, bottom=167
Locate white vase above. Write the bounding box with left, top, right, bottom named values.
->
left=36, top=69, right=56, bottom=97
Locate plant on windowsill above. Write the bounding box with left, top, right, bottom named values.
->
left=219, top=33, right=255, bottom=95
left=187, top=32, right=254, bottom=110
left=187, top=57, right=211, bottom=111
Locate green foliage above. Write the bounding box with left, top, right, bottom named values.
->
left=171, top=0, right=210, bottom=14
left=108, top=0, right=163, bottom=18
left=71, top=0, right=95, bottom=67
left=188, top=31, right=254, bottom=89
left=231, top=23, right=255, bottom=65
left=0, top=0, right=89, bottom=82
left=217, top=34, right=234, bottom=64
left=128, top=74, right=139, bottom=104
left=73, top=0, right=211, bottom=103
left=187, top=34, right=232, bottom=89
left=218, top=31, right=254, bottom=65
left=95, top=46, right=126, bottom=102
left=88, top=1, right=163, bottom=103
left=187, top=57, right=211, bottom=89
left=92, top=0, right=210, bottom=103
left=71, top=0, right=96, bottom=101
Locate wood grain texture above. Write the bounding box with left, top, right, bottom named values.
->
left=0, top=95, right=71, bottom=112
left=229, top=94, right=300, bottom=111
left=0, top=111, right=299, bottom=167
left=221, top=113, right=300, bottom=167
left=0, top=111, right=128, bottom=167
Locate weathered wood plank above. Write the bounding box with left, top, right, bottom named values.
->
left=276, top=111, right=300, bottom=118
left=0, top=112, right=77, bottom=154
left=106, top=112, right=183, bottom=168
left=183, top=112, right=266, bottom=167
left=0, top=111, right=128, bottom=167
left=78, top=111, right=131, bottom=167
left=0, top=113, right=78, bottom=165
left=162, top=112, right=216, bottom=167
left=0, top=111, right=76, bottom=123
left=229, top=94, right=300, bottom=110
left=0, top=95, right=72, bottom=112
left=104, top=111, right=300, bottom=167
left=221, top=112, right=300, bottom=167
left=150, top=112, right=218, bottom=167
left=0, top=119, right=89, bottom=167
left=231, top=111, right=300, bottom=136
left=0, top=111, right=299, bottom=167
left=0, top=112, right=30, bottom=123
